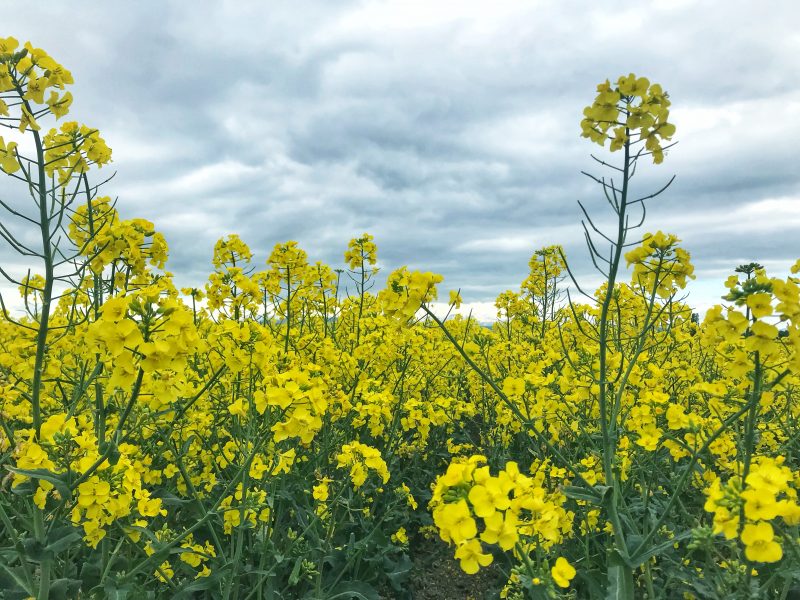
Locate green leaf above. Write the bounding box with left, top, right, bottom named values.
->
left=5, top=467, right=71, bottom=497
left=606, top=552, right=634, bottom=600
left=0, top=562, right=33, bottom=595
left=171, top=568, right=223, bottom=598
left=80, top=554, right=103, bottom=590
left=101, top=578, right=135, bottom=600
left=158, top=492, right=191, bottom=507
left=576, top=568, right=607, bottom=600
left=628, top=530, right=692, bottom=567
left=562, top=484, right=610, bottom=505
left=45, top=526, right=83, bottom=555
left=383, top=554, right=412, bottom=592
left=49, top=578, right=82, bottom=600
left=327, top=581, right=381, bottom=600
left=288, top=557, right=303, bottom=586
left=20, top=537, right=46, bottom=562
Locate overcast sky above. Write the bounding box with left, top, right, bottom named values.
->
left=2, top=0, right=799, bottom=320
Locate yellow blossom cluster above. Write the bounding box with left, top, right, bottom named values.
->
left=379, top=267, right=444, bottom=321
left=0, top=36, right=74, bottom=136
left=431, top=456, right=572, bottom=579
left=11, top=413, right=166, bottom=547
left=345, top=232, right=378, bottom=270
left=704, top=457, right=800, bottom=563
left=3, top=39, right=800, bottom=598
left=69, top=197, right=167, bottom=276
left=218, top=483, right=271, bottom=535
left=625, top=231, right=695, bottom=298
left=336, top=441, right=390, bottom=489
left=581, top=73, right=675, bottom=163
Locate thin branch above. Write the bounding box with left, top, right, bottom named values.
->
left=578, top=200, right=614, bottom=245
left=629, top=175, right=676, bottom=205
left=589, top=154, right=624, bottom=173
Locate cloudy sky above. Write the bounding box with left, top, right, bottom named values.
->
left=2, top=0, right=799, bottom=320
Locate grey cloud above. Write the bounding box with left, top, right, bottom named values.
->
left=1, top=0, right=799, bottom=318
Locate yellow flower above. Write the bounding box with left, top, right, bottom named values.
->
left=344, top=233, right=378, bottom=269
left=249, top=455, right=270, bottom=480
left=140, top=340, right=176, bottom=372
left=745, top=321, right=779, bottom=355
left=746, top=460, right=791, bottom=495
left=746, top=293, right=772, bottom=319
left=391, top=527, right=408, bottom=545
left=609, top=126, right=627, bottom=152
left=40, top=413, right=75, bottom=441
left=741, top=522, right=782, bottom=563
left=380, top=267, right=443, bottom=321
left=581, top=74, right=673, bottom=163
left=0, top=137, right=20, bottom=174
left=777, top=500, right=800, bottom=526
left=33, top=482, right=52, bottom=509
left=400, top=482, right=418, bottom=510
left=313, top=481, right=330, bottom=501
left=635, top=425, right=661, bottom=451
left=82, top=519, right=107, bottom=548
left=336, top=442, right=390, bottom=488
left=449, top=289, right=463, bottom=309
left=0, top=65, right=12, bottom=93
left=98, top=318, right=143, bottom=356
left=19, top=105, right=40, bottom=133
left=227, top=397, right=248, bottom=417
left=617, top=73, right=650, bottom=97
left=468, top=477, right=511, bottom=518
left=137, top=493, right=165, bottom=518
left=480, top=510, right=518, bottom=551
left=666, top=404, right=689, bottom=430
left=46, top=90, right=72, bottom=119
left=441, top=462, right=471, bottom=487
left=23, top=73, right=49, bottom=104
left=0, top=36, right=19, bottom=54
left=741, top=489, right=780, bottom=521
left=551, top=557, right=577, bottom=588
left=14, top=443, right=57, bottom=486
left=454, top=538, right=493, bottom=574
left=502, top=377, right=525, bottom=399
left=434, top=500, right=477, bottom=544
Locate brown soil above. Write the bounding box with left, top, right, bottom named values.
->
left=384, top=538, right=504, bottom=600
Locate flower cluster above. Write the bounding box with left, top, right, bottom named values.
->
left=379, top=267, right=443, bottom=321
left=704, top=457, right=800, bottom=563
left=336, top=441, right=391, bottom=489
left=625, top=231, right=695, bottom=298
left=3, top=39, right=800, bottom=599
left=345, top=232, right=378, bottom=270
left=430, top=456, right=573, bottom=581
left=581, top=73, right=675, bottom=163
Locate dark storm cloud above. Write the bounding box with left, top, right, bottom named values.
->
left=1, top=0, right=799, bottom=319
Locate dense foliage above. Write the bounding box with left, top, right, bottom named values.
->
left=1, top=36, right=799, bottom=600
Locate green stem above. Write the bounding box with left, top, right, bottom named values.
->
left=29, top=126, right=52, bottom=441
left=596, top=132, right=632, bottom=568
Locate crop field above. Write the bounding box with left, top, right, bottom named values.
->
left=1, top=33, right=799, bottom=600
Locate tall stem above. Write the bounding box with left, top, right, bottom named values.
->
left=597, top=131, right=631, bottom=560
left=30, top=127, right=52, bottom=442
left=26, top=122, right=54, bottom=600
left=284, top=265, right=291, bottom=353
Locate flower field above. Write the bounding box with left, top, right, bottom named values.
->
left=1, top=36, right=800, bottom=600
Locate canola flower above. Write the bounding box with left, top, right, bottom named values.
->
left=0, top=39, right=799, bottom=599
